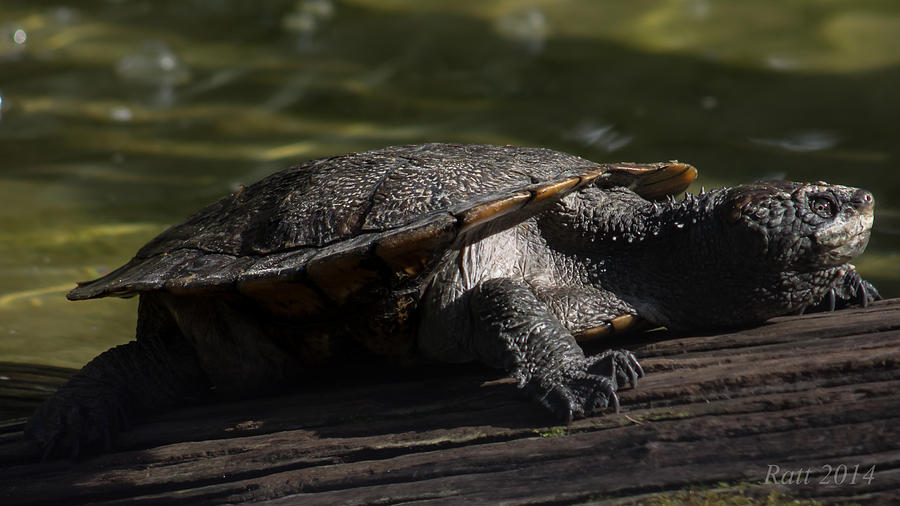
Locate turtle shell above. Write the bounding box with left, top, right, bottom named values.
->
left=68, top=144, right=696, bottom=312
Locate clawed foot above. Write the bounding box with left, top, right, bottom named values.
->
left=25, top=378, right=129, bottom=459
left=526, top=349, right=644, bottom=423
left=800, top=268, right=881, bottom=315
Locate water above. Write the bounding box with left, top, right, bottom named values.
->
left=1, top=0, right=898, bottom=369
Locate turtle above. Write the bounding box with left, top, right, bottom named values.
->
left=25, top=143, right=880, bottom=457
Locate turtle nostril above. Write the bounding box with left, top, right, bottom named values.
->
left=854, top=190, right=874, bottom=211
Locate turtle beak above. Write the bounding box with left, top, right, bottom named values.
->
left=814, top=188, right=874, bottom=267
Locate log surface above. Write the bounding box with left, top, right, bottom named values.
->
left=1, top=299, right=899, bottom=505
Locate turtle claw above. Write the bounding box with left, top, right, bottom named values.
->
left=529, top=349, right=642, bottom=421
left=608, top=389, right=621, bottom=414
left=839, top=269, right=880, bottom=309
left=621, top=351, right=644, bottom=388
left=856, top=274, right=880, bottom=307
left=804, top=268, right=880, bottom=314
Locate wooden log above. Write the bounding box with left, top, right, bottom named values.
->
left=1, top=299, right=898, bottom=505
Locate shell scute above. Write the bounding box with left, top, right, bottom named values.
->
left=237, top=249, right=317, bottom=283
left=455, top=191, right=532, bottom=234
left=374, top=213, right=457, bottom=276
left=530, top=176, right=581, bottom=203
left=165, top=253, right=243, bottom=293
left=305, top=233, right=385, bottom=304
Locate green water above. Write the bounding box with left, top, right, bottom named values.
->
left=1, top=0, right=898, bottom=369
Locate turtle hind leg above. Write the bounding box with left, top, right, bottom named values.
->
left=469, top=278, right=643, bottom=422
left=25, top=295, right=210, bottom=459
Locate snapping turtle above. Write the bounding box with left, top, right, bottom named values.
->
left=27, top=143, right=879, bottom=456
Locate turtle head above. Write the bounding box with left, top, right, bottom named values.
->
left=633, top=179, right=876, bottom=331
left=723, top=180, right=874, bottom=270
left=680, top=179, right=878, bottom=325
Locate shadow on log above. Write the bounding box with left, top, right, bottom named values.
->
left=1, top=299, right=899, bottom=505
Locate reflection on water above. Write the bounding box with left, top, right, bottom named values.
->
left=750, top=130, right=841, bottom=153
left=567, top=120, right=634, bottom=153
left=1, top=0, right=898, bottom=368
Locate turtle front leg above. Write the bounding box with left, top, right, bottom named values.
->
left=818, top=265, right=880, bottom=312
left=26, top=297, right=210, bottom=458
left=534, top=285, right=645, bottom=338
left=468, top=278, right=643, bottom=422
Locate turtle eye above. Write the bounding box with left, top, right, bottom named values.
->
left=811, top=195, right=837, bottom=219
